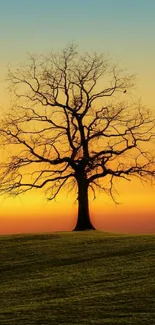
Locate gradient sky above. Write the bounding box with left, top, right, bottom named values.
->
left=0, top=0, right=155, bottom=234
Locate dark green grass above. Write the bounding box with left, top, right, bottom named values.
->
left=0, top=231, right=155, bottom=324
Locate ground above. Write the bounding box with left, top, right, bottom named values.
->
left=0, top=231, right=155, bottom=324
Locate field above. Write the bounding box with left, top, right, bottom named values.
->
left=0, top=231, right=155, bottom=324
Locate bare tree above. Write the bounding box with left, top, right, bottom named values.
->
left=0, top=44, right=155, bottom=230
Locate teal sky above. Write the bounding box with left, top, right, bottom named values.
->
left=0, top=1, right=155, bottom=54
left=0, top=0, right=155, bottom=105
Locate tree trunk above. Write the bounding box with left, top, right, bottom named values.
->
left=74, top=177, right=95, bottom=231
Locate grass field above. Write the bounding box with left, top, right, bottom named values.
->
left=0, top=231, right=155, bottom=324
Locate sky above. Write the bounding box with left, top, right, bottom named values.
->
left=0, top=0, right=155, bottom=234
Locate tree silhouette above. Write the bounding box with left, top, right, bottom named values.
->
left=0, top=44, right=155, bottom=230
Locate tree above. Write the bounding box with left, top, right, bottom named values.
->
left=0, top=44, right=155, bottom=230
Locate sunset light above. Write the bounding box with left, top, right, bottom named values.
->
left=0, top=1, right=155, bottom=234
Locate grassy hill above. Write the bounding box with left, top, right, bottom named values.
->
left=0, top=231, right=155, bottom=324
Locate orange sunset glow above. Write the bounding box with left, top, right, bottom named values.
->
left=0, top=177, right=154, bottom=234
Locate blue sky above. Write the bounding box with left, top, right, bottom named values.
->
left=0, top=1, right=155, bottom=56
left=0, top=0, right=155, bottom=104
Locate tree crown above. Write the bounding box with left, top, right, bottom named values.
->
left=0, top=44, right=155, bottom=202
